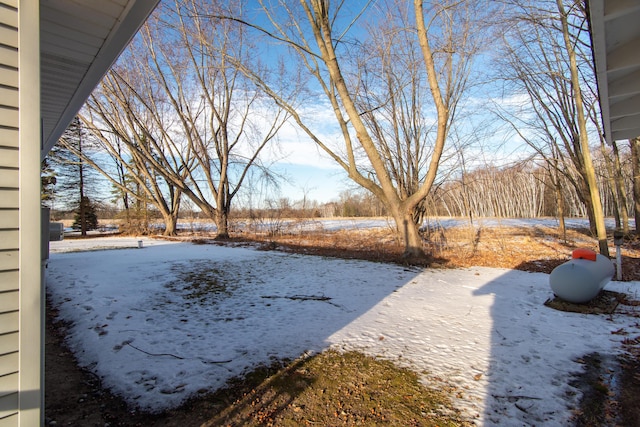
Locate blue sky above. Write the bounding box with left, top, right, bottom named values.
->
left=272, top=162, right=351, bottom=204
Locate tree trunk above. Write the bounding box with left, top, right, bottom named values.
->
left=388, top=204, right=424, bottom=259
left=600, top=141, right=621, bottom=229
left=215, top=209, right=230, bottom=239
left=78, top=132, right=87, bottom=237
left=162, top=213, right=178, bottom=236
left=402, top=218, right=424, bottom=259
left=632, top=137, right=640, bottom=236
left=580, top=145, right=608, bottom=255
left=557, top=0, right=608, bottom=257
left=575, top=180, right=596, bottom=234
left=555, top=181, right=566, bottom=242
left=611, top=141, right=630, bottom=234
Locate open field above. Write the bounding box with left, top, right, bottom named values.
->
left=58, top=216, right=640, bottom=279
left=45, top=218, right=640, bottom=426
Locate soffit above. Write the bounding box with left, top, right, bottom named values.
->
left=40, top=0, right=159, bottom=158
left=589, top=0, right=640, bottom=143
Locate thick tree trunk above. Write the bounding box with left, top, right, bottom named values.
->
left=215, top=209, right=230, bottom=239
left=162, top=213, right=178, bottom=236
left=389, top=205, right=425, bottom=259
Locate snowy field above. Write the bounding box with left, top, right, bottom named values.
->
left=94, top=216, right=632, bottom=235
left=47, top=229, right=640, bottom=425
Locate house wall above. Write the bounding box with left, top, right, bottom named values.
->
left=0, top=0, right=42, bottom=426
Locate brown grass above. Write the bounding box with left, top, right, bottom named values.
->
left=201, top=351, right=471, bottom=427
left=216, top=224, right=640, bottom=280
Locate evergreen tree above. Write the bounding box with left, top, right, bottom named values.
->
left=72, top=196, right=99, bottom=231
left=49, top=117, right=101, bottom=236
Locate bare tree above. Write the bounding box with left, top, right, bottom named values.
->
left=546, top=148, right=567, bottom=240
left=216, top=0, right=485, bottom=257
left=557, top=0, right=607, bottom=255
left=495, top=0, right=610, bottom=255
left=79, top=0, right=288, bottom=238
left=434, top=162, right=546, bottom=219
left=585, top=62, right=630, bottom=234
left=66, top=111, right=185, bottom=235
left=597, top=138, right=630, bottom=233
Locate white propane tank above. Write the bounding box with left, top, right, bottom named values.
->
left=549, top=248, right=614, bottom=303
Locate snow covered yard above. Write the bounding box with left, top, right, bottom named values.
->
left=47, top=236, right=640, bottom=425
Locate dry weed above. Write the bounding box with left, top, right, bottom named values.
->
left=237, top=224, right=640, bottom=280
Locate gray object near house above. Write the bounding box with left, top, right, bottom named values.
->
left=549, top=253, right=614, bottom=304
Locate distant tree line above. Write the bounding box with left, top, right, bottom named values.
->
left=429, top=146, right=636, bottom=227
left=44, top=146, right=636, bottom=226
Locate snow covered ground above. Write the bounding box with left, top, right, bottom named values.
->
left=47, top=234, right=640, bottom=425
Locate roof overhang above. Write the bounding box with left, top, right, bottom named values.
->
left=40, top=0, right=159, bottom=159
left=588, top=0, right=640, bottom=143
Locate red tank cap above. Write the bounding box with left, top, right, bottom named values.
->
left=572, top=248, right=597, bottom=261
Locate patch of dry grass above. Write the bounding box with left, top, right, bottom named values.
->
left=201, top=351, right=472, bottom=427
left=544, top=291, right=626, bottom=315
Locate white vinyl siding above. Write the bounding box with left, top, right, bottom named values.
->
left=0, top=86, right=18, bottom=108
left=0, top=190, right=18, bottom=209
left=0, top=271, right=17, bottom=293
left=0, top=45, right=17, bottom=69
left=0, top=211, right=17, bottom=228
left=0, top=251, right=17, bottom=273
left=15, top=0, right=42, bottom=422
left=0, top=312, right=17, bottom=337
left=0, top=148, right=18, bottom=168
left=0, top=4, right=17, bottom=27
left=0, top=0, right=19, bottom=423
left=0, top=25, right=17, bottom=49
left=0, top=291, right=17, bottom=314
left=0, top=16, right=21, bottom=409
left=0, top=398, right=18, bottom=426
left=0, top=333, right=17, bottom=356
left=0, top=169, right=18, bottom=189
left=0, top=108, right=18, bottom=128
left=0, top=66, right=17, bottom=88
left=0, top=129, right=17, bottom=148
